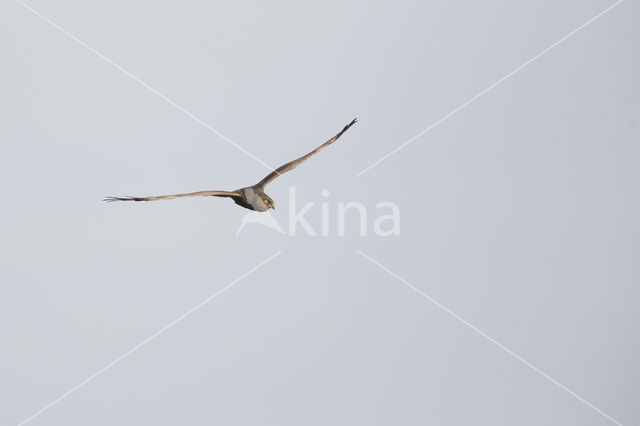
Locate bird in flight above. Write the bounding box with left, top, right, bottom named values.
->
left=104, top=118, right=357, bottom=212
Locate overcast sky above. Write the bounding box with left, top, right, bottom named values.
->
left=1, top=0, right=638, bottom=425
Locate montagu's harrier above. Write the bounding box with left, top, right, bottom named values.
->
left=104, top=118, right=357, bottom=212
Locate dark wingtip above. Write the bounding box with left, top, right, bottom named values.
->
left=103, top=196, right=136, bottom=202
left=343, top=117, right=358, bottom=132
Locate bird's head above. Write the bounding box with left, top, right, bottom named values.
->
left=262, top=195, right=275, bottom=210
left=250, top=187, right=275, bottom=211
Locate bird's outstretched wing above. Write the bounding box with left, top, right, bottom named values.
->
left=256, top=118, right=357, bottom=189
left=103, top=190, right=241, bottom=202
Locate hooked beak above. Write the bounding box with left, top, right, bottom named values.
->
left=270, top=203, right=275, bottom=210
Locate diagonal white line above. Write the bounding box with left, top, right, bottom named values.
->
left=357, top=250, right=623, bottom=426
left=17, top=250, right=283, bottom=426
left=357, top=0, right=624, bottom=176
left=15, top=0, right=276, bottom=173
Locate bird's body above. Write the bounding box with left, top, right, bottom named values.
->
left=104, top=118, right=357, bottom=211
left=233, top=186, right=272, bottom=212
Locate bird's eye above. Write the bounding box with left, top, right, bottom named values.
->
left=264, top=199, right=269, bottom=204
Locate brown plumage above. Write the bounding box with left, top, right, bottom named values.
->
left=104, top=118, right=357, bottom=212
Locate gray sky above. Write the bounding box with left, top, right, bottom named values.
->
left=1, top=0, right=638, bottom=425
